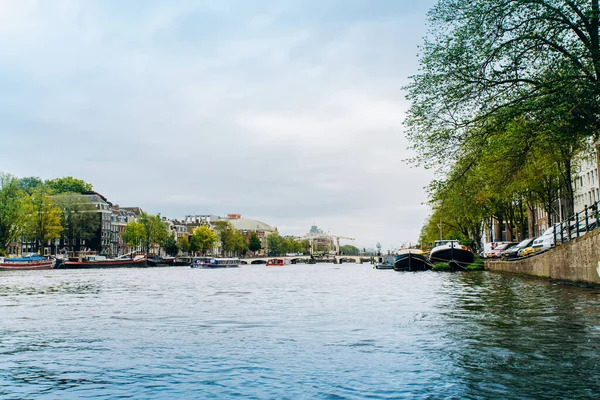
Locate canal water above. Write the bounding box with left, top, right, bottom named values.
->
left=1, top=264, right=599, bottom=399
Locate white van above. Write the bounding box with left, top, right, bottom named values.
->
left=532, top=224, right=562, bottom=252
left=532, top=235, right=554, bottom=252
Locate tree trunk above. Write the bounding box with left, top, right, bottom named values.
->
left=563, top=157, right=575, bottom=218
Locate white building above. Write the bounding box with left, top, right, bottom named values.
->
left=573, top=148, right=599, bottom=213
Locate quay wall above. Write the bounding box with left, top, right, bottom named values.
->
left=485, top=229, right=600, bottom=286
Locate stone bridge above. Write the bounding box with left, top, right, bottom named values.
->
left=240, top=255, right=369, bottom=264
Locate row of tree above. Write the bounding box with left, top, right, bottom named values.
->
left=406, top=0, right=600, bottom=249
left=0, top=174, right=98, bottom=255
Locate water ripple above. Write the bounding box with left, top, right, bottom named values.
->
left=0, top=266, right=598, bottom=399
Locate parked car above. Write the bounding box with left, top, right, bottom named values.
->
left=530, top=223, right=564, bottom=251
left=502, top=238, right=536, bottom=259
left=485, top=242, right=518, bottom=258
left=533, top=222, right=582, bottom=249
left=518, top=242, right=536, bottom=257
left=532, top=235, right=555, bottom=252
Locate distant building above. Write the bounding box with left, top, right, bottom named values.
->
left=184, top=214, right=219, bottom=230
left=112, top=206, right=138, bottom=256
left=304, top=226, right=334, bottom=254
left=79, top=191, right=113, bottom=255
left=309, top=225, right=323, bottom=234
left=166, top=219, right=188, bottom=240
left=219, top=214, right=278, bottom=256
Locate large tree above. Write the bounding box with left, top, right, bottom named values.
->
left=266, top=233, right=285, bottom=256
left=18, top=176, right=43, bottom=195
left=163, top=234, right=179, bottom=257
left=122, top=221, right=146, bottom=251
left=190, top=226, right=218, bottom=255
left=283, top=237, right=304, bottom=254
left=212, top=220, right=237, bottom=255
left=138, top=212, right=169, bottom=255
left=53, top=193, right=100, bottom=251
left=231, top=231, right=248, bottom=257
left=405, top=1, right=600, bottom=239
left=22, top=185, right=63, bottom=253
left=178, top=235, right=190, bottom=254
left=405, top=1, right=600, bottom=216
left=45, top=176, right=93, bottom=194
left=406, top=0, right=600, bottom=168
left=339, top=245, right=360, bottom=256
left=0, top=173, right=27, bottom=252
left=248, top=232, right=262, bottom=254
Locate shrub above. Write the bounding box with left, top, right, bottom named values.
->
left=465, top=257, right=485, bottom=271
left=432, top=262, right=451, bottom=271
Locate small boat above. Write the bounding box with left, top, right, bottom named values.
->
left=147, top=256, right=176, bottom=266
left=173, top=256, right=193, bottom=266
left=190, top=257, right=240, bottom=268
left=62, top=254, right=147, bottom=269
left=374, top=255, right=395, bottom=269
left=0, top=255, right=56, bottom=271
left=393, top=249, right=432, bottom=271
left=429, top=240, right=474, bottom=269
left=266, top=258, right=290, bottom=267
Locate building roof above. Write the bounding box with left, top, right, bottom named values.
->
left=121, top=207, right=144, bottom=216
left=82, top=191, right=112, bottom=205
left=226, top=217, right=277, bottom=233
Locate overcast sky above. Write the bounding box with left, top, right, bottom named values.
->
left=0, top=0, right=437, bottom=251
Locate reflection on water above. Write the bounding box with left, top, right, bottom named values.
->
left=0, top=266, right=599, bottom=398
left=445, top=273, right=600, bottom=399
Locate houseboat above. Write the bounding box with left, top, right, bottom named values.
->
left=61, top=253, right=147, bottom=268
left=190, top=257, right=240, bottom=268
left=429, top=240, right=474, bottom=269
left=374, top=255, right=395, bottom=269
left=393, top=249, right=432, bottom=271
left=0, top=255, right=56, bottom=271
left=147, top=256, right=176, bottom=266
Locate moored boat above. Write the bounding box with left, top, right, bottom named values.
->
left=190, top=257, right=240, bottom=268
left=61, top=254, right=147, bottom=269
left=147, top=256, right=176, bottom=266
left=266, top=258, right=290, bottom=267
left=374, top=255, right=395, bottom=269
left=429, top=240, right=474, bottom=269
left=0, top=255, right=56, bottom=271
left=393, top=249, right=432, bottom=271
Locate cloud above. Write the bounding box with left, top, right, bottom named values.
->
left=0, top=0, right=437, bottom=249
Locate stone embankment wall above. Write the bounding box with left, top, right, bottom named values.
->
left=485, top=229, right=600, bottom=286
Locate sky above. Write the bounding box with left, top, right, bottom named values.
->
left=0, top=0, right=438, bottom=251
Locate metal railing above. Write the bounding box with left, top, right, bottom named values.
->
left=554, top=201, right=600, bottom=245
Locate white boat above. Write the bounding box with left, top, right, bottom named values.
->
left=190, top=257, right=240, bottom=268
left=374, top=255, right=395, bottom=269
